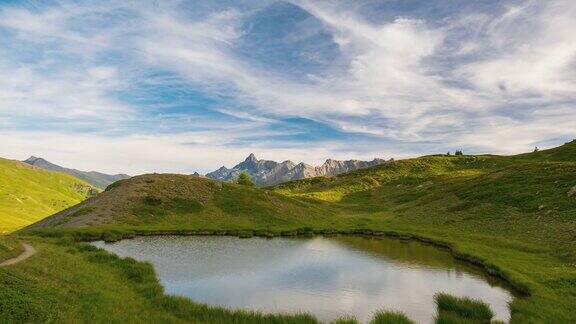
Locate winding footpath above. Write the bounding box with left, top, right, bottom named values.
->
left=0, top=243, right=36, bottom=267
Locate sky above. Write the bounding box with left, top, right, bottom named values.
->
left=1, top=0, right=575, bottom=175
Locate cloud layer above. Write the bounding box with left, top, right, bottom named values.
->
left=1, top=0, right=575, bottom=174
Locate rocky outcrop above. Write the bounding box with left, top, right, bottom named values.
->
left=206, top=154, right=389, bottom=186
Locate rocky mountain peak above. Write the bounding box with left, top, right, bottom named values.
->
left=280, top=160, right=296, bottom=168
left=322, top=158, right=338, bottom=166
left=245, top=153, right=258, bottom=163
left=206, top=155, right=389, bottom=186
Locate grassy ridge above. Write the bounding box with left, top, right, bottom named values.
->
left=8, top=141, right=576, bottom=322
left=24, top=174, right=339, bottom=232
left=272, top=153, right=576, bottom=257
left=0, top=158, right=96, bottom=233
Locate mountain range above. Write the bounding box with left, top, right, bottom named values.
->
left=205, top=153, right=389, bottom=186
left=24, top=156, right=130, bottom=189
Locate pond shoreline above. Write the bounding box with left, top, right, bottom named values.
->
left=29, top=227, right=532, bottom=297
left=92, top=235, right=515, bottom=323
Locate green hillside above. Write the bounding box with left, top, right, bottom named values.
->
left=24, top=173, right=337, bottom=233
left=6, top=141, right=576, bottom=323
left=0, top=158, right=97, bottom=233
left=513, top=139, right=576, bottom=162
left=272, top=150, right=576, bottom=258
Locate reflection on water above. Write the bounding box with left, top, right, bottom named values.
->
left=93, top=236, right=513, bottom=323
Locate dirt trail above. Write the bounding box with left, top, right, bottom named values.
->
left=0, top=243, right=36, bottom=267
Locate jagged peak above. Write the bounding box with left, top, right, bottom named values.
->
left=295, top=162, right=313, bottom=168
left=206, top=155, right=389, bottom=186
left=245, top=153, right=258, bottom=163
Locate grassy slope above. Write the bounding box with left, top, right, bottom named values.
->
left=272, top=143, right=576, bottom=322
left=0, top=236, right=22, bottom=262
left=8, top=141, right=576, bottom=323
left=0, top=158, right=96, bottom=233
left=273, top=152, right=576, bottom=256
left=24, top=174, right=339, bottom=233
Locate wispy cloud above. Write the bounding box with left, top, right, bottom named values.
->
left=0, top=130, right=402, bottom=174
left=0, top=0, right=575, bottom=173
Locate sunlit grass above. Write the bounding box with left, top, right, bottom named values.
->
left=435, top=293, right=494, bottom=322
left=0, top=158, right=95, bottom=232
left=9, top=141, right=576, bottom=322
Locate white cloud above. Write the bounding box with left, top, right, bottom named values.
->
left=0, top=2, right=136, bottom=124
left=87, top=66, right=118, bottom=80
left=0, top=63, right=133, bottom=121
left=456, top=0, right=576, bottom=97
left=0, top=0, right=575, bottom=173
left=0, top=130, right=403, bottom=175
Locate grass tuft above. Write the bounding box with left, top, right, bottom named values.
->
left=435, top=311, right=479, bottom=324
left=370, top=310, right=415, bottom=324
left=435, top=293, right=494, bottom=322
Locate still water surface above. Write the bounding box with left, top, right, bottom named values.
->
left=93, top=236, right=513, bottom=323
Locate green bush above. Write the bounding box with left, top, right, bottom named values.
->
left=237, top=172, right=255, bottom=186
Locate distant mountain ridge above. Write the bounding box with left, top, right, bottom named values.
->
left=24, top=156, right=130, bottom=189
left=206, top=153, right=389, bottom=186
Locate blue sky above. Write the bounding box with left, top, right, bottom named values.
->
left=1, top=0, right=575, bottom=174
